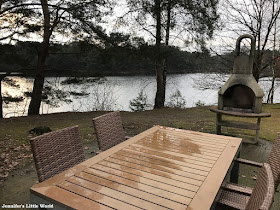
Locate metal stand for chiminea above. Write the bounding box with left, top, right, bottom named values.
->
left=211, top=34, right=271, bottom=144
left=210, top=107, right=271, bottom=144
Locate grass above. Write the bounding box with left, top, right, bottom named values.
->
left=0, top=104, right=279, bottom=146
left=0, top=104, right=279, bottom=183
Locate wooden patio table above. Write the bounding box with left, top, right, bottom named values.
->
left=30, top=126, right=242, bottom=210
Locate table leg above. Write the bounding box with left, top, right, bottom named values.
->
left=230, top=151, right=240, bottom=184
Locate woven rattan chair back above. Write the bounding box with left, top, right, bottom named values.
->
left=30, top=126, right=85, bottom=182
left=267, top=134, right=280, bottom=191
left=92, top=111, right=125, bottom=152
left=245, top=163, right=275, bottom=210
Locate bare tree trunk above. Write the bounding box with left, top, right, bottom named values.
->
left=253, top=53, right=262, bottom=82
left=28, top=0, right=51, bottom=115
left=267, top=21, right=277, bottom=103
left=154, top=0, right=164, bottom=108
left=162, top=0, right=172, bottom=105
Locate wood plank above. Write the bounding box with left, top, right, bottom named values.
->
left=130, top=144, right=216, bottom=165
left=135, top=141, right=219, bottom=160
left=186, top=136, right=242, bottom=210
left=159, top=126, right=240, bottom=143
left=99, top=158, right=204, bottom=185
left=143, top=131, right=228, bottom=149
left=127, top=145, right=214, bottom=168
left=153, top=134, right=227, bottom=151
left=141, top=134, right=224, bottom=155
left=58, top=181, right=141, bottom=209
left=31, top=186, right=112, bottom=210
left=84, top=167, right=192, bottom=205
left=136, top=138, right=221, bottom=158
left=117, top=149, right=211, bottom=172
left=96, top=160, right=202, bottom=188
left=75, top=171, right=188, bottom=210
left=158, top=126, right=234, bottom=142
left=155, top=129, right=229, bottom=147
left=67, top=176, right=169, bottom=210
left=137, top=132, right=224, bottom=155
left=111, top=153, right=209, bottom=177
left=90, top=163, right=198, bottom=196
left=106, top=155, right=207, bottom=180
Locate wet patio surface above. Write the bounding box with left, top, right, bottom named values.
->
left=0, top=138, right=279, bottom=209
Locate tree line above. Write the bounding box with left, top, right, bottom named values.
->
left=0, top=38, right=233, bottom=77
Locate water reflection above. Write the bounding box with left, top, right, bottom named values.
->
left=138, top=130, right=202, bottom=156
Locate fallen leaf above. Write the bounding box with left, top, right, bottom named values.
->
left=0, top=153, right=6, bottom=159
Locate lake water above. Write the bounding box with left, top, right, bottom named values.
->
left=2, top=73, right=280, bottom=118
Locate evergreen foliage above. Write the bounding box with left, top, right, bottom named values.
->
left=129, top=90, right=151, bottom=112
left=166, top=89, right=186, bottom=108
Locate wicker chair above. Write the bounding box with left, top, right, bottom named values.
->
left=30, top=126, right=85, bottom=182
left=218, top=163, right=275, bottom=210
left=92, top=111, right=128, bottom=153
left=234, top=134, right=280, bottom=192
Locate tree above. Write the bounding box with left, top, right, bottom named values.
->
left=267, top=21, right=279, bottom=103
left=220, top=0, right=280, bottom=81
left=0, top=1, right=40, bottom=117
left=0, top=0, right=113, bottom=115
left=27, top=0, right=52, bottom=115
left=124, top=0, right=219, bottom=108
left=0, top=1, right=42, bottom=42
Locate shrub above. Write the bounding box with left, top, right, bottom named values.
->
left=129, top=90, right=150, bottom=112
left=167, top=89, right=186, bottom=108
left=195, top=100, right=205, bottom=107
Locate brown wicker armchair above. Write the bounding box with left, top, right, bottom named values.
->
left=92, top=111, right=129, bottom=153
left=218, top=163, right=275, bottom=210
left=233, top=135, right=280, bottom=192
left=30, top=126, right=85, bottom=182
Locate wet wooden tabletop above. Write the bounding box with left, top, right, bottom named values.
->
left=30, top=126, right=242, bottom=210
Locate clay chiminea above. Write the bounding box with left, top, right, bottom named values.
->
left=218, top=34, right=264, bottom=114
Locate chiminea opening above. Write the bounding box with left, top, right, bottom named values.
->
left=223, top=84, right=255, bottom=113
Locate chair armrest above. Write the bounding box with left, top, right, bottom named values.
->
left=222, top=182, right=253, bottom=195
left=235, top=158, right=263, bottom=167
